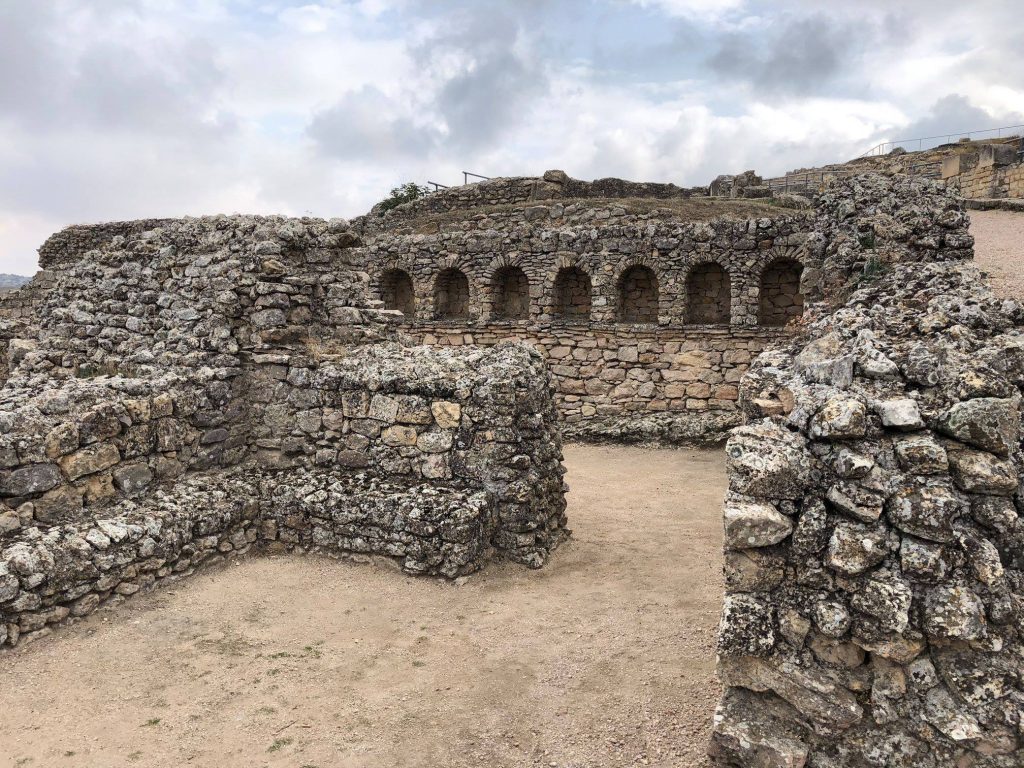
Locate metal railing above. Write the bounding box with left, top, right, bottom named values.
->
left=423, top=172, right=492, bottom=194
left=859, top=124, right=1024, bottom=158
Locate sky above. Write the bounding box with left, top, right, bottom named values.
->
left=1, top=0, right=1023, bottom=274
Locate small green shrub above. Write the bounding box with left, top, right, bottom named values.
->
left=377, top=182, right=429, bottom=213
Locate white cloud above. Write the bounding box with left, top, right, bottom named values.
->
left=0, top=0, right=1021, bottom=274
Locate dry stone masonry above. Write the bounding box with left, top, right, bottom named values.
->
left=0, top=216, right=567, bottom=649
left=709, top=175, right=1024, bottom=766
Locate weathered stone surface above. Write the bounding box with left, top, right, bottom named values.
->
left=886, top=482, right=962, bottom=541
left=826, top=481, right=885, bottom=523
left=809, top=397, right=867, bottom=439
left=893, top=434, right=948, bottom=474
left=851, top=576, right=912, bottom=633
left=718, top=656, right=864, bottom=730
left=924, top=585, right=987, bottom=641
left=825, top=521, right=888, bottom=575
left=948, top=447, right=1018, bottom=495
left=723, top=501, right=794, bottom=549
left=937, top=397, right=1019, bottom=456
left=0, top=464, right=61, bottom=497
left=726, top=423, right=812, bottom=499
left=59, top=443, right=121, bottom=482
left=718, top=594, right=776, bottom=656
left=873, top=398, right=925, bottom=431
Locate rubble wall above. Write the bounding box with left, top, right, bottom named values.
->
left=359, top=171, right=703, bottom=235
left=709, top=176, right=1024, bottom=766
left=362, top=199, right=816, bottom=443
left=0, top=216, right=567, bottom=650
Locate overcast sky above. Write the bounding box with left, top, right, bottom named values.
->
left=2, top=0, right=1022, bottom=274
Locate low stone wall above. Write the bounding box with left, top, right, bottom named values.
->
left=357, top=170, right=707, bottom=236
left=0, top=216, right=568, bottom=650
left=709, top=175, right=1023, bottom=766
left=401, top=322, right=781, bottom=442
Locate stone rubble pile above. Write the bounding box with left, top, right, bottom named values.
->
left=709, top=175, right=1024, bottom=766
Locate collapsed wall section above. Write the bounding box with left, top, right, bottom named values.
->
left=709, top=175, right=1024, bottom=766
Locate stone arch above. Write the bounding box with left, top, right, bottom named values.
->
left=490, top=265, right=531, bottom=320
left=616, top=264, right=659, bottom=323
left=759, top=257, right=804, bottom=326
left=552, top=266, right=592, bottom=321
left=685, top=261, right=732, bottom=324
left=433, top=267, right=471, bottom=320
left=379, top=268, right=415, bottom=316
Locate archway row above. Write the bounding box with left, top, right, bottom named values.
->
left=377, top=258, right=803, bottom=325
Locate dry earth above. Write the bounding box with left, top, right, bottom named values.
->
left=970, top=209, right=1024, bottom=299
left=0, top=445, right=725, bottom=768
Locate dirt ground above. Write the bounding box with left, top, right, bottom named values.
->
left=0, top=444, right=726, bottom=768
left=970, top=209, right=1024, bottom=299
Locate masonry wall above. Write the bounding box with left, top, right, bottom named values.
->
left=362, top=199, right=817, bottom=442
left=709, top=175, right=1023, bottom=767
left=0, top=216, right=568, bottom=650
left=358, top=170, right=705, bottom=236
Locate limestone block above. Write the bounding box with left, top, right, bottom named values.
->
left=723, top=501, right=794, bottom=549
left=59, top=443, right=121, bottom=481
left=0, top=464, right=62, bottom=497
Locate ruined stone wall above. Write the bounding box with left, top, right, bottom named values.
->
left=958, top=162, right=1024, bottom=201
left=0, top=216, right=567, bottom=649
left=358, top=171, right=705, bottom=236
left=709, top=175, right=1023, bottom=766
left=362, top=199, right=816, bottom=442
left=403, top=323, right=778, bottom=442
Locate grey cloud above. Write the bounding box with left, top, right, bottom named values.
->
left=887, top=95, right=1024, bottom=148
left=706, top=14, right=865, bottom=97
left=307, top=86, right=439, bottom=160
left=308, top=4, right=548, bottom=162
left=0, top=1, right=231, bottom=139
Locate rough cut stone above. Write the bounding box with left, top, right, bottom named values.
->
left=723, top=501, right=794, bottom=550
left=0, top=464, right=61, bottom=497
left=937, top=397, right=1019, bottom=456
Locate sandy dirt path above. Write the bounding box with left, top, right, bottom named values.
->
left=0, top=444, right=725, bottom=768
left=970, top=209, right=1024, bottom=300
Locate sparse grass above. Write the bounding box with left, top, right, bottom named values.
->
left=391, top=195, right=785, bottom=235
left=141, top=718, right=161, bottom=727
left=267, top=737, right=293, bottom=753
left=127, top=751, right=143, bottom=762
left=63, top=752, right=76, bottom=758
left=412, top=660, right=426, bottom=667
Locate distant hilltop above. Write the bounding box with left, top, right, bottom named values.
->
left=0, top=273, right=31, bottom=290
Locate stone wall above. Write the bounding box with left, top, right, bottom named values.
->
left=360, top=197, right=817, bottom=442
left=709, top=175, right=1023, bottom=766
left=402, top=323, right=780, bottom=443
left=358, top=170, right=707, bottom=236
left=0, top=216, right=567, bottom=650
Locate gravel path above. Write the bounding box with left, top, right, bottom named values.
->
left=0, top=444, right=725, bottom=768
left=970, top=209, right=1024, bottom=299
